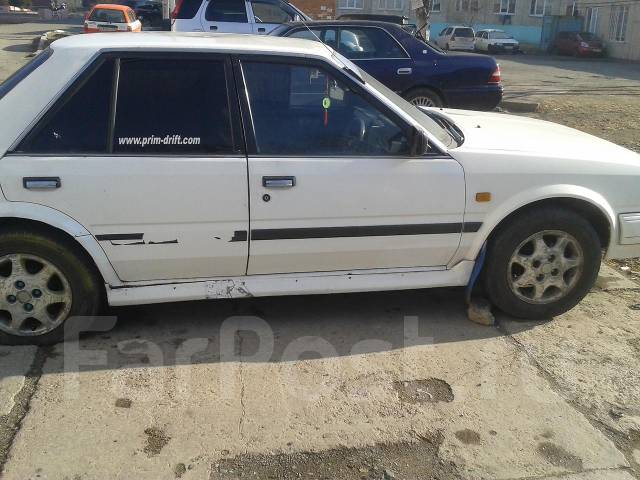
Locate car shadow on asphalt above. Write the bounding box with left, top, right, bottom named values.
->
left=17, top=287, right=551, bottom=376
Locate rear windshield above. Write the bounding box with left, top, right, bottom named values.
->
left=490, top=31, right=513, bottom=39
left=0, top=48, right=53, bottom=102
left=89, top=8, right=127, bottom=22
left=454, top=28, right=474, bottom=37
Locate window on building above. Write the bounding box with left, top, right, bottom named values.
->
left=585, top=7, right=598, bottom=33
left=338, top=0, right=363, bottom=9
left=456, top=0, right=479, bottom=11
left=378, top=0, right=403, bottom=10
left=494, top=0, right=516, bottom=15
left=205, top=0, right=248, bottom=22
left=241, top=62, right=409, bottom=156
left=113, top=58, right=234, bottom=154
left=431, top=0, right=441, bottom=12
left=529, top=0, right=547, bottom=16
left=609, top=5, right=628, bottom=42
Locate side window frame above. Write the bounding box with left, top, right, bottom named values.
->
left=232, top=54, right=415, bottom=157
left=12, top=51, right=245, bottom=156
left=336, top=26, right=410, bottom=60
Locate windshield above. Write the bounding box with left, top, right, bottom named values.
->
left=490, top=31, right=513, bottom=39
left=332, top=54, right=454, bottom=148
left=579, top=32, right=597, bottom=41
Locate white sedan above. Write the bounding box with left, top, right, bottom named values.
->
left=0, top=32, right=639, bottom=345
left=475, top=29, right=520, bottom=53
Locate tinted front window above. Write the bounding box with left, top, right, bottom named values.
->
left=338, top=27, right=407, bottom=59
left=89, top=8, right=126, bottom=22
left=114, top=58, right=233, bottom=154
left=252, top=1, right=292, bottom=23
left=18, top=59, right=113, bottom=153
left=205, top=0, right=247, bottom=22
left=242, top=62, right=409, bottom=156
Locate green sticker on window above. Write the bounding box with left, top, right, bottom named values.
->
left=322, top=97, right=331, bottom=109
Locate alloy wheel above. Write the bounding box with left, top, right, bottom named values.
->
left=507, top=230, right=584, bottom=304
left=0, top=254, right=72, bottom=336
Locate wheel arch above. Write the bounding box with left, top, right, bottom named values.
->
left=0, top=203, right=121, bottom=286
left=466, top=186, right=616, bottom=264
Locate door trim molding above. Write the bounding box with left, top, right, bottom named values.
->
left=250, top=222, right=482, bottom=240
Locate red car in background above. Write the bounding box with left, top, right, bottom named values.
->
left=551, top=31, right=605, bottom=57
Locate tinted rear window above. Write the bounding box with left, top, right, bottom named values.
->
left=89, top=8, right=127, bottom=22
left=0, top=48, right=53, bottom=102
left=454, top=28, right=474, bottom=37
left=205, top=0, right=247, bottom=22
left=175, top=0, right=201, bottom=18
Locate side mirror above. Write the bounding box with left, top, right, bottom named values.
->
left=408, top=126, right=427, bottom=156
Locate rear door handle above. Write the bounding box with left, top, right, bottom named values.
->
left=210, top=25, right=218, bottom=30
left=257, top=27, right=266, bottom=33
left=263, top=176, right=295, bottom=188
left=397, top=67, right=412, bottom=75
left=23, top=177, right=61, bottom=190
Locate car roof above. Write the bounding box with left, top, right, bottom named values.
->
left=280, top=20, right=405, bottom=29
left=92, top=3, right=132, bottom=11
left=52, top=32, right=335, bottom=58
left=478, top=29, right=504, bottom=32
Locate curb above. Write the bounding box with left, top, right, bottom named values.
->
left=500, top=100, right=540, bottom=113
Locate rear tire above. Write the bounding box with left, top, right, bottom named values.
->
left=0, top=229, right=103, bottom=345
left=484, top=207, right=601, bottom=319
left=405, top=88, right=444, bottom=108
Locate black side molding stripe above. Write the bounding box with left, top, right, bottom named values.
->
left=251, top=223, right=482, bottom=241
left=96, top=233, right=144, bottom=241
left=230, top=230, right=248, bottom=242
left=462, top=222, right=483, bottom=233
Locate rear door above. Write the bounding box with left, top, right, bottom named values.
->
left=236, top=57, right=466, bottom=275
left=200, top=0, right=252, bottom=33
left=336, top=26, right=414, bottom=94
left=1, top=53, right=249, bottom=282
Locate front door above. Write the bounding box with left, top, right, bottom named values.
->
left=237, top=58, right=465, bottom=275
left=200, top=0, right=253, bottom=33
left=1, top=54, right=249, bottom=282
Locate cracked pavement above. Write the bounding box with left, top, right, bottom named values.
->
left=0, top=265, right=637, bottom=480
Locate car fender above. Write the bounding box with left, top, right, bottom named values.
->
left=0, top=202, right=121, bottom=286
left=466, top=184, right=617, bottom=261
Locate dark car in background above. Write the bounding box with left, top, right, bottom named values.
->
left=271, top=20, right=502, bottom=110
left=551, top=31, right=605, bottom=57
left=121, top=0, right=163, bottom=27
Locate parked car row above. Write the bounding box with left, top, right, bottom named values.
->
left=432, top=25, right=520, bottom=53
left=1, top=32, right=639, bottom=345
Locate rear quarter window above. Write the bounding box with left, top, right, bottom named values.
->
left=174, top=0, right=202, bottom=18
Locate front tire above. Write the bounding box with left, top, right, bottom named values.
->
left=0, top=228, right=103, bottom=345
left=484, top=208, right=601, bottom=319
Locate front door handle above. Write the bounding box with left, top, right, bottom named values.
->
left=263, top=176, right=295, bottom=188
left=257, top=27, right=266, bottom=33
left=397, top=67, right=412, bottom=75
left=23, top=177, right=61, bottom=190
left=210, top=25, right=218, bottom=30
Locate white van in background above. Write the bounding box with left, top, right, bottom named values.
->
left=171, top=0, right=309, bottom=34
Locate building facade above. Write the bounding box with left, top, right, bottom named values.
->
left=296, top=0, right=337, bottom=19
left=335, top=0, right=416, bottom=23
left=412, top=0, right=640, bottom=60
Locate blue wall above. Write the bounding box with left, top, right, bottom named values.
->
left=429, top=22, right=542, bottom=44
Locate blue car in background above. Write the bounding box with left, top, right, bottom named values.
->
left=271, top=20, right=503, bottom=111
